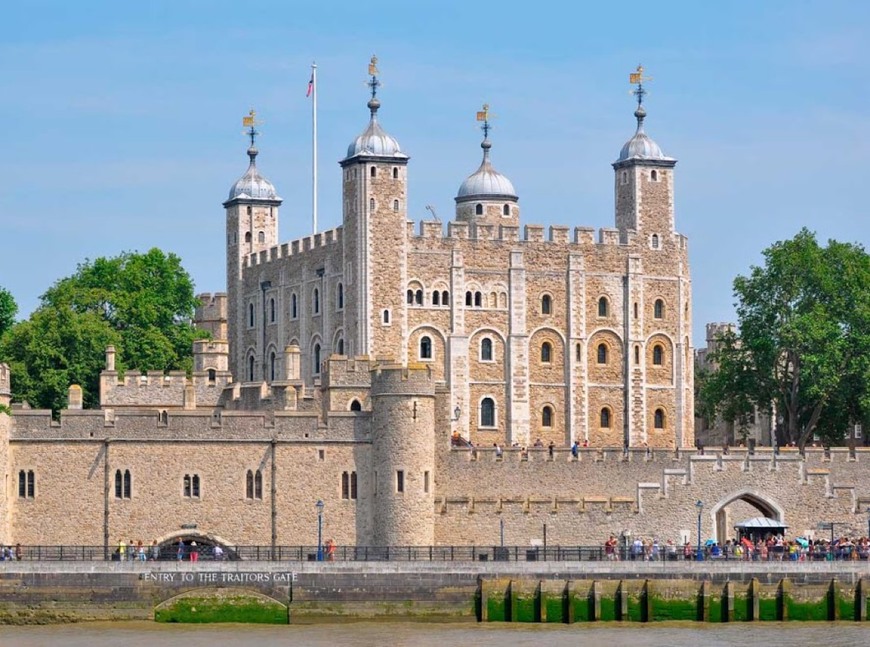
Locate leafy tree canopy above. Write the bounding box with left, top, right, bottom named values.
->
left=0, top=249, right=205, bottom=411
left=702, top=229, right=870, bottom=448
left=0, top=286, right=16, bottom=339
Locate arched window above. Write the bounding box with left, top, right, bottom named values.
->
left=313, top=288, right=320, bottom=314
left=634, top=302, right=638, bottom=319
left=246, top=470, right=254, bottom=499
left=480, top=398, right=495, bottom=427
left=407, top=289, right=414, bottom=304
left=465, top=291, right=472, bottom=306
left=653, top=344, right=664, bottom=365
left=419, top=336, right=432, bottom=359
left=600, top=408, right=611, bottom=428
left=270, top=351, right=276, bottom=381
left=258, top=231, right=265, bottom=243
left=541, top=341, right=552, bottom=363
left=415, top=289, right=423, bottom=305
left=341, top=471, right=349, bottom=499
left=249, top=303, right=255, bottom=327
left=18, top=470, right=35, bottom=498
left=634, top=345, right=640, bottom=365
left=383, top=309, right=390, bottom=324
left=350, top=471, right=357, bottom=499
left=393, top=199, right=399, bottom=211
left=652, top=234, right=660, bottom=249
left=370, top=166, right=377, bottom=178
left=313, top=344, right=321, bottom=374
left=245, top=231, right=252, bottom=243
left=442, top=290, right=449, bottom=305
left=654, top=299, right=664, bottom=319
left=503, top=204, right=510, bottom=216
left=597, top=343, right=608, bottom=364
left=337, top=283, right=344, bottom=310
left=654, top=408, right=665, bottom=429
left=621, top=170, right=628, bottom=184
left=192, top=474, right=200, bottom=497
left=269, top=298, right=275, bottom=322
left=475, top=203, right=483, bottom=216
left=474, top=291, right=482, bottom=307
left=598, top=296, right=608, bottom=317
left=369, top=198, right=375, bottom=211
left=208, top=368, right=216, bottom=382
left=115, top=469, right=132, bottom=499
left=350, top=399, right=362, bottom=412
left=291, top=293, right=298, bottom=319
left=541, top=294, right=552, bottom=315
left=650, top=169, right=658, bottom=182
left=337, top=338, right=345, bottom=355
left=432, top=291, right=440, bottom=306
left=392, top=167, right=398, bottom=179
left=248, top=355, right=255, bottom=381
left=254, top=470, right=262, bottom=499
left=481, top=338, right=493, bottom=361
left=247, top=206, right=252, bottom=216
left=542, top=406, right=553, bottom=428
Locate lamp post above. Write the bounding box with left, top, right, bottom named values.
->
left=695, top=500, right=704, bottom=561
left=315, top=499, right=324, bottom=561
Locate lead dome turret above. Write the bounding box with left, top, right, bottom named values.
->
left=227, top=146, right=280, bottom=202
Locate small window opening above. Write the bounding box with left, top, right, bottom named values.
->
left=392, top=167, right=398, bottom=179
left=383, top=309, right=390, bottom=324
left=420, top=336, right=432, bottom=359
left=258, top=231, right=265, bottom=243
left=270, top=298, right=275, bottom=322
left=481, top=338, right=493, bottom=361
left=541, top=294, right=552, bottom=315
left=396, top=470, right=405, bottom=493
left=474, top=291, right=482, bottom=307
left=432, top=291, right=440, bottom=306
left=653, top=344, right=664, bottom=365
left=503, top=204, right=510, bottom=216
left=654, top=299, right=664, bottom=319
left=542, top=406, right=553, bottom=428
left=654, top=409, right=665, bottom=429
left=480, top=398, right=495, bottom=427
left=393, top=199, right=399, bottom=211
left=350, top=399, right=362, bottom=412
left=475, top=203, right=483, bottom=216
left=541, top=341, right=552, bottom=363
left=634, top=345, right=640, bottom=365
left=600, top=408, right=611, bottom=428
left=313, top=344, right=321, bottom=374
left=415, top=289, right=423, bottom=305
left=597, top=343, right=608, bottom=364
left=337, top=283, right=344, bottom=310
left=465, top=291, right=472, bottom=306
left=370, top=166, right=377, bottom=178
left=598, top=296, right=608, bottom=317
left=652, top=233, right=660, bottom=249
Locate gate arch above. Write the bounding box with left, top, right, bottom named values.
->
left=148, top=530, right=240, bottom=561
left=709, top=488, right=785, bottom=543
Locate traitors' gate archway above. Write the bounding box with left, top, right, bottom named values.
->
left=709, top=489, right=785, bottom=543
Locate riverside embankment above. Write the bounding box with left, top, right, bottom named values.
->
left=0, top=561, right=868, bottom=624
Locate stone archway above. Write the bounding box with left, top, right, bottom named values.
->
left=709, top=488, right=785, bottom=543
left=149, top=530, right=240, bottom=561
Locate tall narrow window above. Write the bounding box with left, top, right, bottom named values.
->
left=475, top=203, right=483, bottom=215
left=115, top=469, right=123, bottom=499
left=481, top=338, right=493, bottom=361
left=370, top=166, right=377, bottom=178
left=415, top=289, right=423, bottom=305
left=270, top=351, right=276, bottom=381
left=258, top=231, right=265, bottom=243
left=313, top=344, right=321, bottom=374
left=407, top=289, right=414, bottom=304
left=432, top=291, right=440, bottom=306
left=249, top=303, right=255, bottom=327
left=254, top=470, right=262, bottom=499
left=541, top=294, right=552, bottom=314
left=576, top=343, right=582, bottom=361
left=270, top=298, right=275, bottom=322
left=313, top=288, right=320, bottom=314
left=341, top=471, right=349, bottom=499
left=424, top=471, right=430, bottom=494
left=654, top=299, right=664, bottom=319
left=337, top=338, right=345, bottom=355
left=420, top=336, right=432, bottom=359
left=396, top=470, right=405, bottom=493
left=634, top=345, right=640, bottom=365
left=541, top=342, right=552, bottom=363
left=124, top=470, right=131, bottom=498
left=246, top=470, right=254, bottom=499
left=600, top=408, right=611, bottom=428
left=192, top=475, right=201, bottom=497
left=442, top=290, right=449, bottom=305
left=248, top=355, right=255, bottom=381
left=183, top=474, right=191, bottom=497
left=383, top=309, right=390, bottom=324
left=392, top=167, right=398, bottom=179
left=651, top=234, right=660, bottom=249
left=634, top=302, right=639, bottom=319
left=597, top=343, right=608, bottom=364
left=474, top=291, right=482, bottom=307
left=370, top=198, right=375, bottom=211
left=654, top=409, right=665, bottom=429
left=650, top=169, right=658, bottom=182
left=465, top=291, right=472, bottom=306
left=350, top=471, right=358, bottom=499
left=598, top=297, right=608, bottom=317
left=393, top=199, right=399, bottom=211
left=653, top=344, right=664, bottom=366
left=480, top=398, right=495, bottom=427
left=291, top=293, right=298, bottom=318
left=208, top=368, right=216, bottom=382
left=503, top=204, right=510, bottom=216
left=337, top=283, right=344, bottom=310
left=542, top=406, right=554, bottom=427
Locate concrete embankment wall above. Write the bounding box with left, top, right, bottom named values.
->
left=0, top=562, right=868, bottom=624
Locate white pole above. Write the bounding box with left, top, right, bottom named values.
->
left=312, top=62, right=318, bottom=234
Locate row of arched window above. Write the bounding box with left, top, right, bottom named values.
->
left=115, top=469, right=131, bottom=499
left=472, top=203, right=511, bottom=216
left=407, top=289, right=451, bottom=306
left=18, top=470, right=35, bottom=498
left=475, top=399, right=667, bottom=430
left=246, top=469, right=263, bottom=500
left=368, top=166, right=400, bottom=179
left=368, top=198, right=401, bottom=211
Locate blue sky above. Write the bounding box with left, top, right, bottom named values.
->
left=0, top=1, right=866, bottom=346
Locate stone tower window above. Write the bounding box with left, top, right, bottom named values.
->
left=600, top=408, right=611, bottom=428
left=247, top=206, right=252, bottom=215
left=382, top=309, right=390, bottom=324
left=621, top=170, right=628, bottom=185
left=475, top=203, right=483, bottom=215
left=246, top=470, right=263, bottom=500
left=393, top=200, right=399, bottom=211
left=291, top=293, right=298, bottom=319
left=248, top=355, right=255, bottom=381
left=652, top=234, right=660, bottom=249
left=350, top=399, right=362, bottom=411
left=653, top=344, right=664, bottom=366
left=442, top=290, right=449, bottom=306
left=269, top=298, right=275, bottom=323
left=245, top=232, right=252, bottom=243
left=407, top=289, right=414, bottom=304
left=258, top=231, right=265, bottom=243
left=337, top=338, right=345, bottom=355
left=541, top=342, right=552, bottom=364
left=415, top=290, right=423, bottom=305
left=650, top=169, right=658, bottom=182
left=598, top=296, right=609, bottom=317
left=183, top=474, right=201, bottom=498
left=575, top=343, right=582, bottom=362
left=370, top=166, right=377, bottom=178
left=392, top=167, right=398, bottom=179
left=634, top=302, right=639, bottom=319
left=634, top=345, right=640, bottom=365
left=481, top=337, right=493, bottom=362
left=480, top=397, right=496, bottom=427
left=503, top=204, right=510, bottom=216
left=313, top=344, right=322, bottom=375
left=432, top=291, right=440, bottom=306
left=341, top=471, right=358, bottom=499
left=596, top=343, right=608, bottom=365
left=542, top=406, right=554, bottom=428
left=474, top=291, right=482, bottom=307
left=654, top=408, right=665, bottom=429
left=114, top=469, right=131, bottom=499
left=396, top=470, right=405, bottom=493
left=249, top=303, right=255, bottom=327
left=18, top=470, right=35, bottom=498
left=337, top=283, right=344, bottom=310
left=541, top=294, right=552, bottom=315
left=208, top=369, right=216, bottom=382
left=465, top=291, right=472, bottom=306
left=654, top=299, right=664, bottom=319
left=419, top=336, right=432, bottom=360
left=313, top=288, right=320, bottom=314
left=370, top=198, right=375, bottom=211
left=270, top=351, right=276, bottom=381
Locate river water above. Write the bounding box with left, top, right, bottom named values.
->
left=2, top=622, right=870, bottom=646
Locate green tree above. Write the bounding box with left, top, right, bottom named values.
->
left=704, top=229, right=870, bottom=448
left=0, top=286, right=16, bottom=339
left=0, top=249, right=205, bottom=411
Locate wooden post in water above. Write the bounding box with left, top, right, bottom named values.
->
left=724, top=580, right=734, bottom=622
left=617, top=580, right=628, bottom=621
left=591, top=580, right=601, bottom=622
left=749, top=578, right=759, bottom=621
left=858, top=579, right=867, bottom=622
left=778, top=579, right=790, bottom=621
left=563, top=580, right=574, bottom=624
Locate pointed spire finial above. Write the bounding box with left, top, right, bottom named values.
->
left=629, top=64, right=652, bottom=128
left=476, top=103, right=494, bottom=157
left=242, top=108, right=261, bottom=162
left=367, top=55, right=381, bottom=116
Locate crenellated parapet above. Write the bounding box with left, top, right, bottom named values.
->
left=243, top=226, right=343, bottom=269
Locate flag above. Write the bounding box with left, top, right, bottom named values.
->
left=306, top=72, right=314, bottom=98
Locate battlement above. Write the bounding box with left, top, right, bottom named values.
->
left=323, top=355, right=375, bottom=387
left=195, top=293, right=228, bottom=323
left=244, top=226, right=343, bottom=269
left=370, top=362, right=435, bottom=396
left=100, top=368, right=231, bottom=409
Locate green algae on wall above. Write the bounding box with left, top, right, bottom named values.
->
left=155, top=596, right=288, bottom=624
left=648, top=596, right=697, bottom=622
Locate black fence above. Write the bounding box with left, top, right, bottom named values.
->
left=2, top=544, right=868, bottom=562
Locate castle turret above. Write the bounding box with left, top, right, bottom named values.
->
left=224, top=111, right=282, bottom=381
left=340, top=57, right=410, bottom=359
left=370, top=363, right=435, bottom=546
left=455, top=104, right=519, bottom=229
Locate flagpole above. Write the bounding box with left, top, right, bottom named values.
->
left=311, top=62, right=318, bottom=234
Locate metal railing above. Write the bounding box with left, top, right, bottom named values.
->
left=1, top=544, right=868, bottom=563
